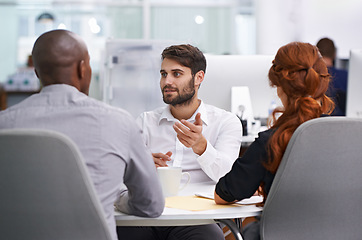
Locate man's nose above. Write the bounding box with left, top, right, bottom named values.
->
left=164, top=75, right=173, bottom=85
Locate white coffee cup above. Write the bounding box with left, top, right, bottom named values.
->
left=157, top=167, right=191, bottom=197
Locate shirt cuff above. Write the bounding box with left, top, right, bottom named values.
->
left=197, top=141, right=219, bottom=181
left=197, top=140, right=217, bottom=167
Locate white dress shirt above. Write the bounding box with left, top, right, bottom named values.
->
left=136, top=101, right=243, bottom=183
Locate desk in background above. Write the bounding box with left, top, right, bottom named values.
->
left=241, top=134, right=257, bottom=147
left=240, top=134, right=257, bottom=157
left=240, top=125, right=269, bottom=156
left=0, top=89, right=39, bottom=110
left=0, top=86, right=6, bottom=110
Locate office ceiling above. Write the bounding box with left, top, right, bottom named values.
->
left=0, top=0, right=253, bottom=6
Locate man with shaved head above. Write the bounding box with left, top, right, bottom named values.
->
left=0, top=29, right=165, bottom=240
left=31, top=29, right=92, bottom=94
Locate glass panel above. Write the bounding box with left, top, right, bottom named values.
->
left=151, top=7, right=234, bottom=54
left=18, top=15, right=29, bottom=37
left=235, top=13, right=256, bottom=55
left=106, top=7, right=142, bottom=39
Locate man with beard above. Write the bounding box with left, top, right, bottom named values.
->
left=116, top=44, right=242, bottom=240
left=137, top=44, right=242, bottom=184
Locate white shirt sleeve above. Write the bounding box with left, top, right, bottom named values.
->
left=196, top=113, right=242, bottom=182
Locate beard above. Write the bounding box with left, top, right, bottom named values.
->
left=162, top=76, right=196, bottom=106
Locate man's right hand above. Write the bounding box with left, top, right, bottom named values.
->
left=152, top=151, right=172, bottom=168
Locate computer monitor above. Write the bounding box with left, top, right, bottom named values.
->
left=199, top=54, right=278, bottom=120
left=346, top=49, right=362, bottom=118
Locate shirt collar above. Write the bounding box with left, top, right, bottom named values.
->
left=41, top=84, right=80, bottom=94
left=158, top=100, right=209, bottom=126
left=159, top=106, right=175, bottom=122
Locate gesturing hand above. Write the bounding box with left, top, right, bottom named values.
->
left=152, top=151, right=172, bottom=168
left=173, top=113, right=207, bottom=155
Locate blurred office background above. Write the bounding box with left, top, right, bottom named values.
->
left=1, top=0, right=362, bottom=117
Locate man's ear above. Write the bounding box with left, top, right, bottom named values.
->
left=34, top=69, right=44, bottom=86
left=195, top=70, right=204, bottom=87
left=77, top=60, right=85, bottom=79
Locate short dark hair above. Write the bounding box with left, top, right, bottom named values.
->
left=161, top=44, right=206, bottom=76
left=316, top=38, right=336, bottom=60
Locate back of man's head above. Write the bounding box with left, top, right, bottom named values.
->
left=316, top=37, right=336, bottom=60
left=161, top=44, right=206, bottom=76
left=32, top=29, right=90, bottom=91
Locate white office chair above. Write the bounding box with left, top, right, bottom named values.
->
left=0, top=129, right=113, bottom=240
left=260, top=117, right=362, bottom=240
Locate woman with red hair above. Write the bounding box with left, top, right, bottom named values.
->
left=214, top=42, right=335, bottom=240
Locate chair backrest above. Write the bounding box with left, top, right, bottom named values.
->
left=260, top=117, right=362, bottom=240
left=0, top=129, right=113, bottom=240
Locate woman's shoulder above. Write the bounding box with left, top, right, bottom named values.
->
left=256, top=128, right=275, bottom=143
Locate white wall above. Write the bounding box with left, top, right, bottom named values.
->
left=255, top=0, right=362, bottom=59
left=255, top=0, right=305, bottom=55
left=302, top=0, right=362, bottom=59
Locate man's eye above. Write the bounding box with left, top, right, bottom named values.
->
left=174, top=72, right=181, bottom=77
left=161, top=72, right=167, bottom=78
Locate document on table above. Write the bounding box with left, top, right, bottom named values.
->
left=195, top=192, right=263, bottom=205
left=165, top=195, right=240, bottom=211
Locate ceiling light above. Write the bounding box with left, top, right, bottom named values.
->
left=195, top=15, right=204, bottom=24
